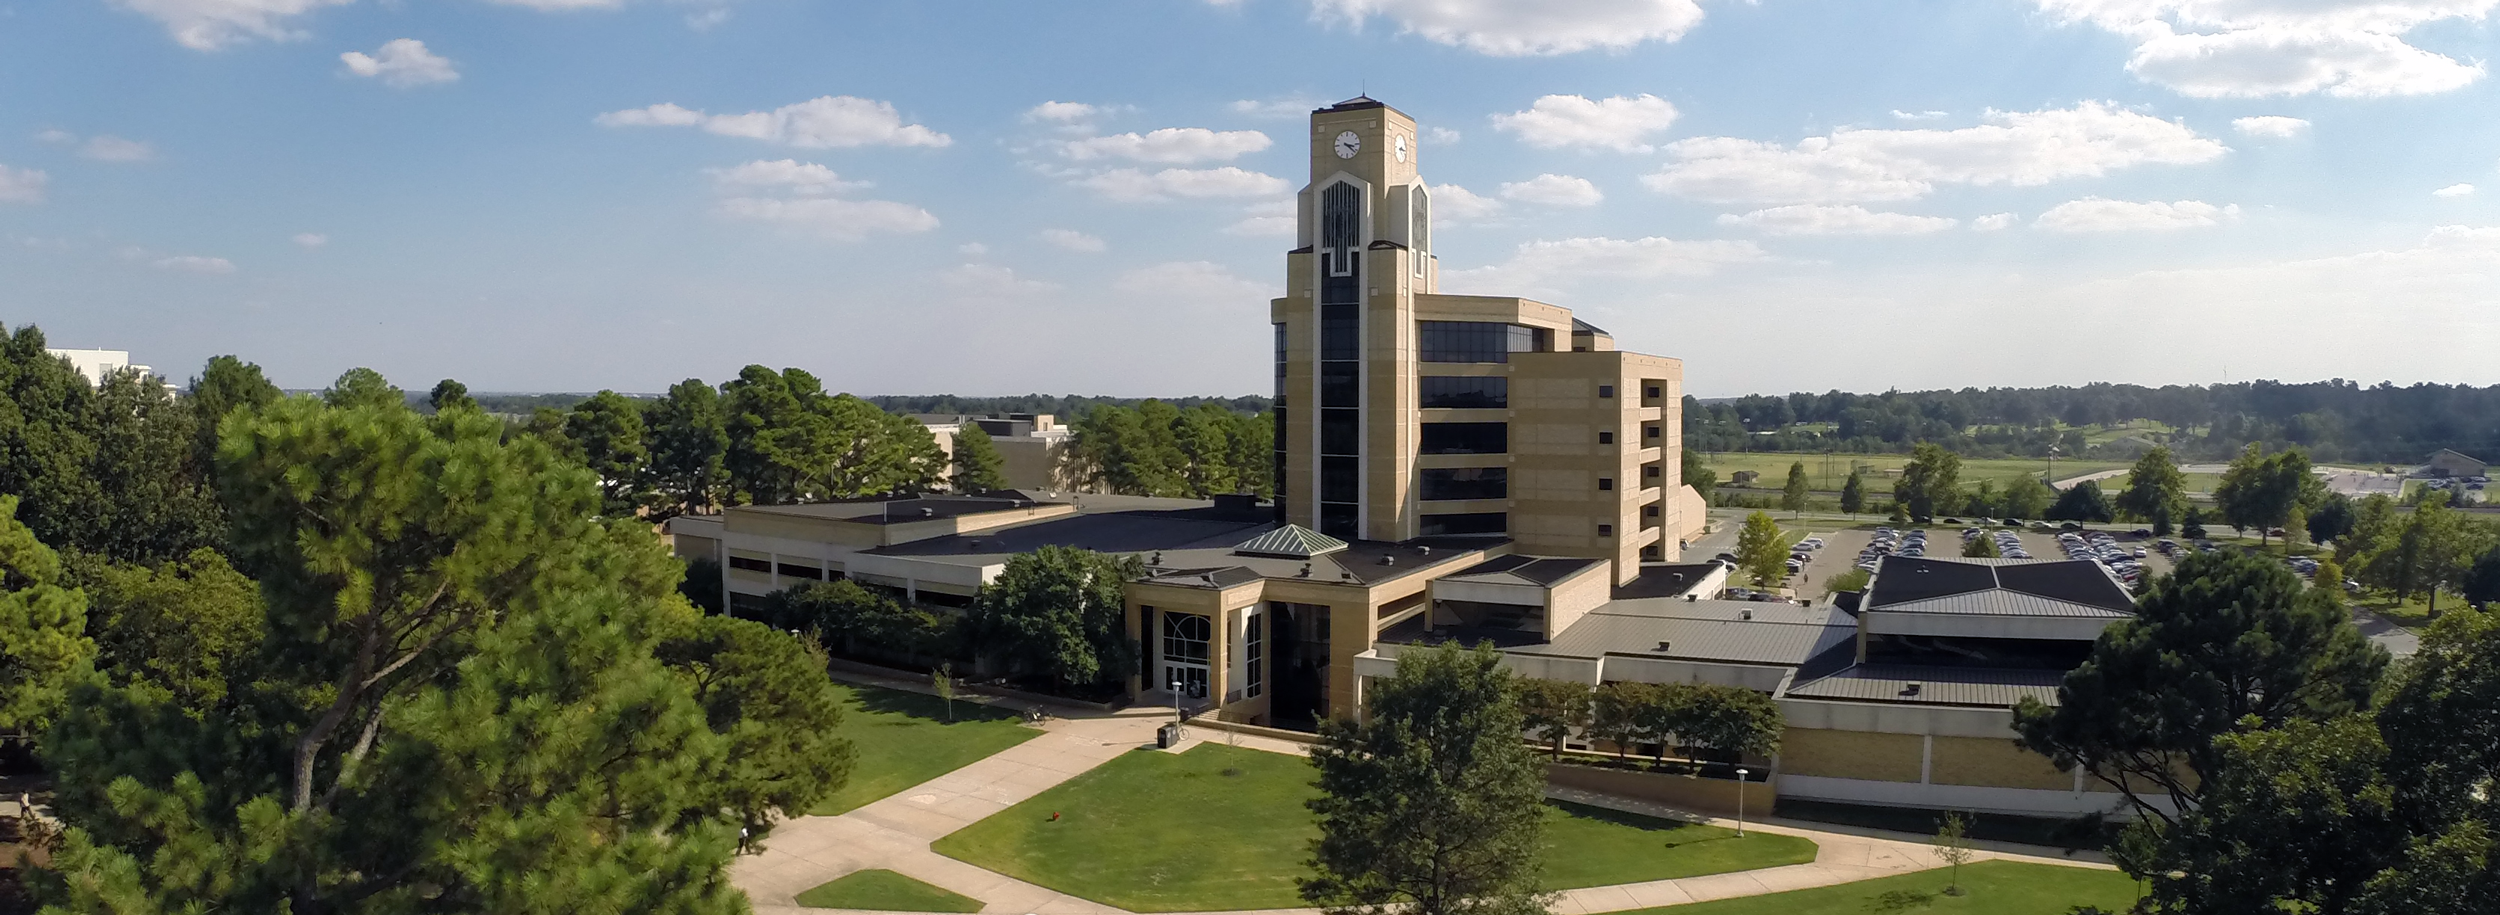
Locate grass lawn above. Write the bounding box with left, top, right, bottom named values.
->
left=933, top=744, right=1818, bottom=913
left=810, top=683, right=1040, bottom=816
left=1696, top=452, right=2125, bottom=494
left=1619, top=860, right=2140, bottom=915
left=794, top=869, right=984, bottom=912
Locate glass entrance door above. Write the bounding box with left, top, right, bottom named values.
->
left=1160, top=613, right=1212, bottom=699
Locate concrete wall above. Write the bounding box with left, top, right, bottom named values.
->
left=1547, top=763, right=1769, bottom=818
left=1542, top=560, right=1613, bottom=637
left=1774, top=724, right=2119, bottom=818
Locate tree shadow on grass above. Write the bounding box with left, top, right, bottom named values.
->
left=1548, top=799, right=1731, bottom=848
left=846, top=683, right=1025, bottom=724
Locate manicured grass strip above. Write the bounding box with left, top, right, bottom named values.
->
left=1619, top=859, right=2141, bottom=915
left=793, top=869, right=984, bottom=912
left=934, top=744, right=1823, bottom=913
left=810, top=683, right=1040, bottom=816
left=1541, top=800, right=1817, bottom=889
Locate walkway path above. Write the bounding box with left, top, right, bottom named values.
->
left=739, top=677, right=2108, bottom=915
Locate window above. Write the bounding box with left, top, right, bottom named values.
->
left=1645, top=425, right=1661, bottom=439
left=1273, top=324, right=1287, bottom=401
left=775, top=562, right=823, bottom=581
left=1419, top=467, right=1506, bottom=501
left=1244, top=610, right=1264, bottom=698
left=1421, top=512, right=1507, bottom=536
left=1599, top=478, right=1614, bottom=491
left=1320, top=503, right=1359, bottom=539
left=1411, top=186, right=1431, bottom=263
left=1644, top=504, right=1660, bottom=517
left=1598, top=385, right=1615, bottom=399
left=727, top=556, right=771, bottom=573
left=1645, top=465, right=1661, bottom=478
left=1321, top=410, right=1361, bottom=455
left=1321, top=362, right=1359, bottom=408
left=1320, top=456, right=1359, bottom=503
left=1321, top=304, right=1359, bottom=360
left=1598, top=524, right=1614, bottom=537
left=1418, top=322, right=1542, bottom=363
left=1644, top=385, right=1661, bottom=399
left=1418, top=375, right=1506, bottom=409
left=1420, top=422, right=1506, bottom=454
left=1598, top=431, right=1614, bottom=444
left=1162, top=613, right=1211, bottom=665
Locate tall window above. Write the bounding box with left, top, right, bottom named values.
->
left=1411, top=185, right=1431, bottom=273
left=1420, top=467, right=1506, bottom=501
left=1162, top=613, right=1211, bottom=665
left=1420, top=422, right=1507, bottom=455
left=1317, top=181, right=1364, bottom=540
left=1244, top=610, right=1264, bottom=698
left=1419, top=322, right=1548, bottom=363
left=1419, top=376, right=1506, bottom=409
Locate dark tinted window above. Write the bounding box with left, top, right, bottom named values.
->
left=727, top=556, right=770, bottom=573
left=1320, top=503, right=1359, bottom=539
left=1321, top=409, right=1360, bottom=455
left=776, top=562, right=823, bottom=580
left=1421, top=512, right=1507, bottom=536
left=1320, top=456, right=1359, bottom=503
left=1419, top=375, right=1506, bottom=409
left=1321, top=304, right=1359, bottom=360
left=1420, top=422, right=1506, bottom=454
left=1321, top=362, right=1359, bottom=407
left=1418, top=322, right=1540, bottom=363
left=1420, top=467, right=1506, bottom=501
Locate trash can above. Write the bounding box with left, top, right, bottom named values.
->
left=1157, top=723, right=1179, bottom=749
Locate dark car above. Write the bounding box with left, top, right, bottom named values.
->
left=1715, top=552, right=1738, bottom=564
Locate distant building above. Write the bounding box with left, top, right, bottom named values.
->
left=47, top=348, right=154, bottom=387
left=2427, top=449, right=2486, bottom=478
left=1729, top=470, right=1761, bottom=486
left=913, top=413, right=1073, bottom=491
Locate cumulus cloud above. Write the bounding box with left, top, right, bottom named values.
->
left=79, top=135, right=155, bottom=162
left=1716, top=205, right=1958, bottom=236
left=1893, top=110, right=1950, bottom=121
left=1113, top=261, right=1269, bottom=308
left=482, top=0, right=622, bottom=8
left=2034, top=197, right=2240, bottom=231
left=705, top=159, right=870, bottom=195
left=0, top=165, right=46, bottom=204
left=2232, top=115, right=2312, bottom=137
left=2435, top=183, right=2476, bottom=197
left=1446, top=236, right=1768, bottom=292
left=1491, top=94, right=1680, bottom=152
left=1039, top=228, right=1108, bottom=252
left=108, top=0, right=352, bottom=50
left=598, top=96, right=951, bottom=149
left=1061, top=128, right=1272, bottom=164
left=943, top=263, right=1058, bottom=298
left=1498, top=173, right=1604, bottom=206
left=1430, top=184, right=1506, bottom=220
left=1073, top=166, right=1289, bottom=202
left=1972, top=213, right=2019, bottom=231
left=1024, top=101, right=1100, bottom=124
left=1226, top=199, right=1300, bottom=237
left=341, top=38, right=459, bottom=87
left=714, top=197, right=940, bottom=240
left=1427, top=126, right=1464, bottom=144
left=1312, top=0, right=1707, bottom=56
left=2037, top=0, right=2495, bottom=98
left=1231, top=96, right=1327, bottom=119
left=292, top=232, right=328, bottom=247
left=153, top=255, right=237, bottom=274
left=1643, top=101, right=2227, bottom=205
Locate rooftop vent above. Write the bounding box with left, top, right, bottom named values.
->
left=1654, top=640, right=1672, bottom=653
left=1298, top=563, right=1312, bottom=578
left=1740, top=609, right=1753, bottom=620
left=1150, top=552, right=1164, bottom=566
left=1340, top=572, right=1355, bottom=582
left=1380, top=555, right=1396, bottom=566
left=1686, top=594, right=1698, bottom=602
left=1902, top=683, right=1923, bottom=697
left=920, top=507, right=935, bottom=518
left=1200, top=574, right=1215, bottom=586
left=1418, top=545, right=1432, bottom=557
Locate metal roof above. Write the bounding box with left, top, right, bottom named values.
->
left=1782, top=664, right=2066, bottom=709
left=1513, top=601, right=1854, bottom=667
left=1872, top=590, right=2134, bottom=619
left=1234, top=524, right=1349, bottom=559
left=1864, top=555, right=2134, bottom=618
left=1439, top=555, right=1601, bottom=587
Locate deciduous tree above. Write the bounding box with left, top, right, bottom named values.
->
left=1515, top=678, right=1593, bottom=758
left=1734, top=511, right=1789, bottom=587
left=2047, top=480, right=2115, bottom=523
left=950, top=424, right=1010, bottom=494
left=965, top=545, right=1139, bottom=688
left=2000, top=473, right=2054, bottom=520
left=2115, top=447, right=2188, bottom=524
left=566, top=389, right=651, bottom=516
left=645, top=378, right=731, bottom=518
left=1893, top=443, right=1961, bottom=520
left=0, top=495, right=96, bottom=737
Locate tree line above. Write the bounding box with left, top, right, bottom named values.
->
left=1684, top=378, right=2500, bottom=464
left=0, top=325, right=851, bottom=912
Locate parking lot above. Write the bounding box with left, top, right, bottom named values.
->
left=1753, top=522, right=2176, bottom=602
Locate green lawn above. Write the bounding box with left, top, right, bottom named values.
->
left=932, top=743, right=1818, bottom=913
left=1698, top=452, right=2126, bottom=494
left=811, top=683, right=1041, bottom=816
left=1619, top=860, right=2140, bottom=915
left=794, top=869, right=985, bottom=912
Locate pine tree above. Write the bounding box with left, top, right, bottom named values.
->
left=950, top=424, right=1010, bottom=493
left=1781, top=462, right=1809, bottom=516
left=1839, top=470, right=1865, bottom=516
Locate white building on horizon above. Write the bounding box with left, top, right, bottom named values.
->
left=47, top=348, right=166, bottom=389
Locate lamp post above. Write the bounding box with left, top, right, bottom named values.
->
left=1735, top=767, right=1750, bottom=837
left=1170, top=678, right=1185, bottom=738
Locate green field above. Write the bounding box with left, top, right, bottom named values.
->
left=1697, top=452, right=2126, bottom=493
left=1621, top=860, right=2140, bottom=915
left=932, top=743, right=1817, bottom=912
left=810, top=683, right=1041, bottom=816
left=794, top=869, right=985, bottom=912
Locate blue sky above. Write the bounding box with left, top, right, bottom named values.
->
left=3, top=0, right=2496, bottom=397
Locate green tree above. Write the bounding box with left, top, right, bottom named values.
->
left=2216, top=444, right=2319, bottom=545
left=965, top=545, right=1140, bottom=688
left=322, top=366, right=404, bottom=411
left=2309, top=493, right=2359, bottom=546
left=644, top=378, right=731, bottom=518
left=1681, top=450, right=1717, bottom=505
left=768, top=579, right=952, bottom=660
left=1303, top=642, right=1549, bottom=915
left=2182, top=506, right=2210, bottom=540
left=1839, top=470, right=1865, bottom=516
left=723, top=365, right=831, bottom=505
left=2047, top=479, right=2116, bottom=523
left=1888, top=501, right=1910, bottom=526
left=0, top=495, right=97, bottom=737
left=2014, top=550, right=2387, bottom=824
left=187, top=354, right=281, bottom=490
left=2360, top=492, right=2492, bottom=617
left=1962, top=536, right=2000, bottom=558
left=1934, top=812, right=1974, bottom=896
left=0, top=325, right=105, bottom=556
left=1072, top=403, right=1186, bottom=496
left=1590, top=681, right=1655, bottom=761
left=1962, top=480, right=1998, bottom=519
left=950, top=424, right=1010, bottom=493
left=2114, top=447, right=2188, bottom=524
left=2313, top=557, right=2347, bottom=597
left=1824, top=567, right=1871, bottom=593
left=68, top=547, right=260, bottom=710
left=90, top=366, right=223, bottom=563
left=427, top=378, right=475, bottom=413
left=1175, top=403, right=1240, bottom=497
left=1780, top=462, right=1809, bottom=516
left=1666, top=683, right=1783, bottom=761
left=1893, top=443, right=1961, bottom=520
left=1515, top=678, right=1593, bottom=758
left=654, top=614, right=853, bottom=839
left=2000, top=473, right=2054, bottom=520
left=566, top=390, right=652, bottom=516
left=1225, top=410, right=1276, bottom=498
left=1734, top=511, right=1790, bottom=587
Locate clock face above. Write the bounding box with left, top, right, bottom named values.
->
left=1333, top=130, right=1360, bottom=159
left=1394, top=134, right=1407, bottom=163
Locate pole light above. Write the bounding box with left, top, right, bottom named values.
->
left=1735, top=767, right=1750, bottom=837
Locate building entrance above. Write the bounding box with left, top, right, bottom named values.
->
left=1160, top=612, right=1211, bottom=699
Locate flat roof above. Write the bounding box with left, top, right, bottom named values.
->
left=1384, top=598, right=1854, bottom=668
left=1438, top=554, right=1601, bottom=587
left=1782, top=663, right=2065, bottom=709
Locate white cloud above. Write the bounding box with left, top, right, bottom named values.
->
left=1446, top=235, right=1768, bottom=292
left=35, top=130, right=75, bottom=145
left=705, top=159, right=869, bottom=195
left=2038, top=0, right=2495, bottom=98
left=1226, top=199, right=1300, bottom=237
left=1498, top=173, right=1604, bottom=206
left=2034, top=197, right=2240, bottom=231
left=2434, top=183, right=2476, bottom=197
left=1073, top=166, right=1289, bottom=202
left=714, top=196, right=940, bottom=240
left=292, top=232, right=328, bottom=247
left=1024, top=101, right=1100, bottom=123
left=1644, top=101, right=2227, bottom=204
left=79, top=136, right=155, bottom=162
left=341, top=38, right=458, bottom=87
left=1972, top=212, right=2019, bottom=231
left=943, top=263, right=1058, bottom=297
left=1230, top=97, right=1326, bottom=119
left=108, top=0, right=352, bottom=50
left=1491, top=94, right=1679, bottom=152
left=685, top=7, right=731, bottom=29
left=1039, top=228, right=1108, bottom=252
left=1429, top=183, right=1505, bottom=220
left=153, top=255, right=236, bottom=274
left=481, top=0, right=622, bottom=8
left=1312, top=0, right=1707, bottom=56
left=2232, top=115, right=2312, bottom=137
left=598, top=96, right=951, bottom=149
left=1061, top=128, right=1272, bottom=164
left=0, top=165, right=47, bottom=204
left=1716, top=205, right=1958, bottom=235
left=1427, top=126, right=1463, bottom=145
left=1114, top=261, right=1268, bottom=308
left=1893, top=110, right=1949, bottom=121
